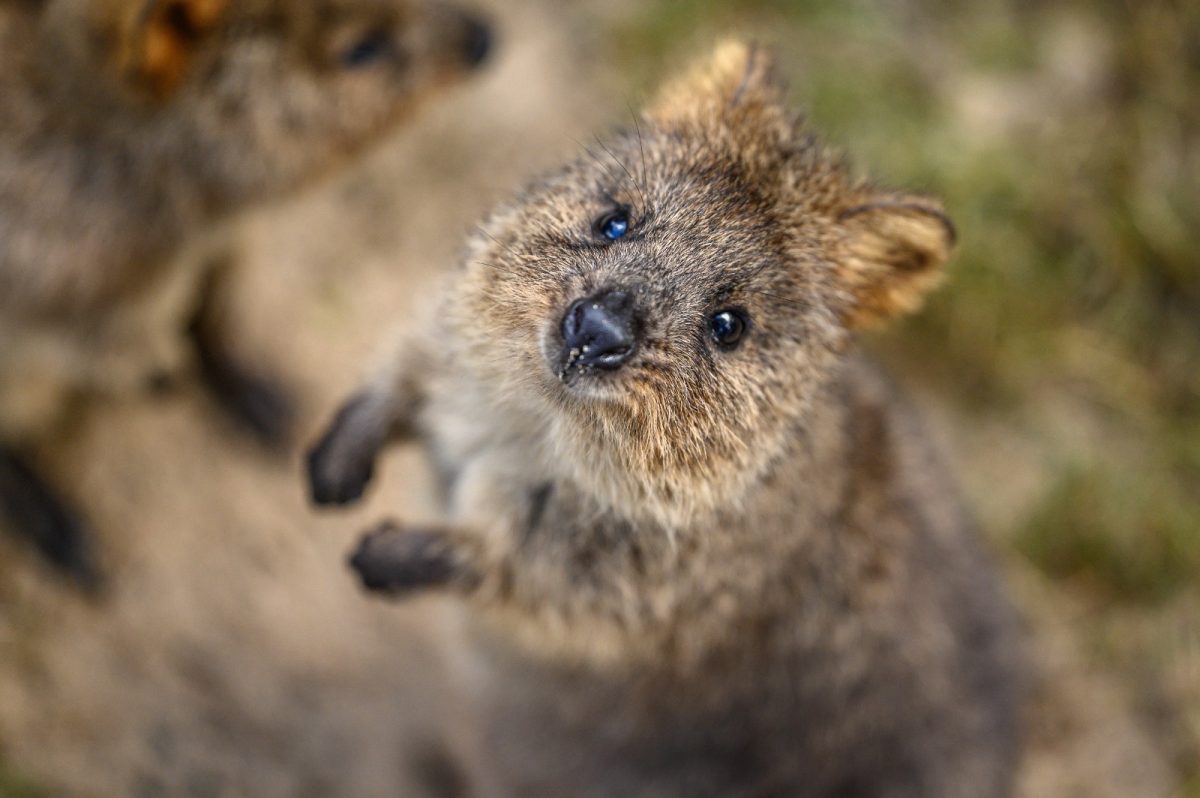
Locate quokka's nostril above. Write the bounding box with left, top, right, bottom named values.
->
left=561, top=290, right=637, bottom=370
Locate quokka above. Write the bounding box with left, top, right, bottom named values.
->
left=0, top=0, right=492, bottom=588
left=310, top=40, right=1023, bottom=798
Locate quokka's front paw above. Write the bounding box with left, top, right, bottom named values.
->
left=307, top=394, right=385, bottom=507
left=349, top=521, right=470, bottom=596
left=0, top=447, right=104, bottom=594
left=196, top=347, right=296, bottom=451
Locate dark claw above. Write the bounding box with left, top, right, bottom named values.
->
left=306, top=394, right=383, bottom=507
left=349, top=523, right=459, bottom=596
left=0, top=447, right=104, bottom=594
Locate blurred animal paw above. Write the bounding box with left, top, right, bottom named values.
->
left=349, top=522, right=464, bottom=596
left=306, top=393, right=386, bottom=507
left=196, top=348, right=296, bottom=451
left=0, top=447, right=104, bottom=594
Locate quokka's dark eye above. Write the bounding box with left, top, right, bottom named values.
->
left=709, top=309, right=748, bottom=349
left=341, top=29, right=394, bottom=68
left=595, top=209, right=630, bottom=241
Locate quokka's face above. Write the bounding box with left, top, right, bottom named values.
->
left=457, top=42, right=953, bottom=523
left=189, top=0, right=491, bottom=174
left=459, top=119, right=847, bottom=522
left=77, top=0, right=491, bottom=196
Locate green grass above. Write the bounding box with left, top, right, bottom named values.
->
left=1016, top=464, right=1200, bottom=602
left=0, top=766, right=45, bottom=798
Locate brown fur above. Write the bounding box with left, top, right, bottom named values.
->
left=309, top=40, right=1022, bottom=797
left=0, top=0, right=490, bottom=585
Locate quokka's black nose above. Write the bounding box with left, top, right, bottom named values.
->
left=461, top=16, right=493, bottom=68
left=561, top=290, right=637, bottom=370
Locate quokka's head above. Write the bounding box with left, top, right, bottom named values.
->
left=456, top=41, right=954, bottom=527
left=40, top=0, right=492, bottom=199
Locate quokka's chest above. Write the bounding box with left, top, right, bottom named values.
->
left=416, top=374, right=556, bottom=517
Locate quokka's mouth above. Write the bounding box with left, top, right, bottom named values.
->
left=556, top=342, right=636, bottom=382
left=543, top=341, right=630, bottom=400
left=555, top=355, right=614, bottom=392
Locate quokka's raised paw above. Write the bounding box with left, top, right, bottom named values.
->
left=306, top=394, right=393, bottom=507
left=195, top=345, right=296, bottom=451
left=0, top=447, right=104, bottom=594
left=349, top=522, right=474, bottom=596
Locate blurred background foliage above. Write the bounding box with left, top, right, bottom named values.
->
left=0, top=766, right=44, bottom=798
left=607, top=0, right=1198, bottom=789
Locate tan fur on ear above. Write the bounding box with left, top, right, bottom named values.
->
left=646, top=39, right=786, bottom=127
left=120, top=0, right=229, bottom=99
left=837, top=198, right=956, bottom=328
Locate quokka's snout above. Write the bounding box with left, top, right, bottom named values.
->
left=558, top=288, right=639, bottom=376
left=419, top=2, right=494, bottom=76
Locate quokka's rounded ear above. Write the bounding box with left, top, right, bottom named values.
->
left=835, top=197, right=956, bottom=328
left=118, top=0, right=229, bottom=99
left=646, top=39, right=788, bottom=127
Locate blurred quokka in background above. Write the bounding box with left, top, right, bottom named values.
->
left=308, top=41, right=1024, bottom=797
left=0, top=0, right=492, bottom=589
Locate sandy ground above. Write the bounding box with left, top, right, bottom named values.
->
left=0, top=2, right=1182, bottom=795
